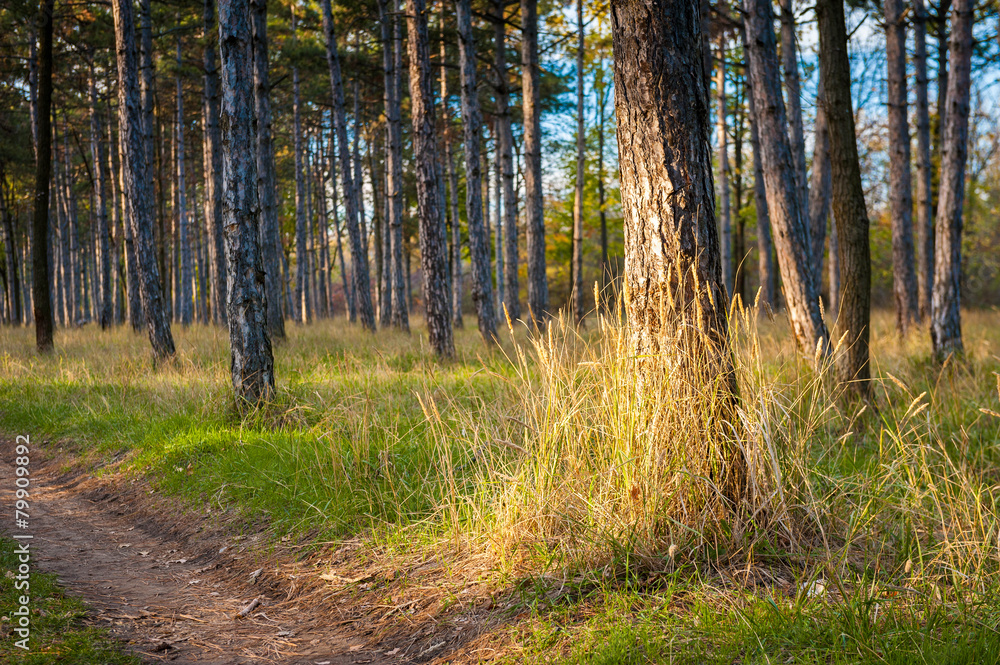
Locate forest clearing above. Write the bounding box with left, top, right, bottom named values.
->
left=2, top=0, right=1000, bottom=660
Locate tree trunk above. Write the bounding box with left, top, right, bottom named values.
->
left=779, top=0, right=808, bottom=219
left=743, top=0, right=828, bottom=354
left=250, top=0, right=284, bottom=338
left=715, top=31, right=733, bottom=300
left=597, top=65, right=610, bottom=309
left=321, top=0, right=376, bottom=331
left=931, top=0, right=972, bottom=359
left=112, top=0, right=176, bottom=360
left=748, top=81, right=775, bottom=312
left=203, top=0, right=227, bottom=326
left=817, top=0, right=872, bottom=392
left=89, top=69, right=113, bottom=330
left=913, top=0, right=934, bottom=320
left=457, top=0, right=498, bottom=342
left=2, top=190, right=22, bottom=326
left=571, top=0, right=585, bottom=324
left=493, top=0, right=519, bottom=322
left=330, top=128, right=353, bottom=320
left=217, top=0, right=275, bottom=405
left=291, top=8, right=308, bottom=325
left=885, top=0, right=919, bottom=335
left=118, top=121, right=143, bottom=331
left=521, top=0, right=549, bottom=328
left=407, top=0, right=454, bottom=357
left=493, top=121, right=504, bottom=313
left=611, top=0, right=743, bottom=501
left=176, top=38, right=193, bottom=326
left=808, top=76, right=831, bottom=279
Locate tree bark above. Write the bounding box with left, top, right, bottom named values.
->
left=611, top=0, right=743, bottom=501
left=176, top=38, right=193, bottom=326
left=291, top=8, right=308, bottom=325
left=407, top=0, right=454, bottom=357
left=747, top=82, right=774, bottom=310
left=571, top=0, right=586, bottom=324
left=112, top=0, right=176, bottom=360
left=439, top=14, right=463, bottom=330
left=89, top=68, right=113, bottom=330
left=1, top=187, right=21, bottom=326
left=521, top=0, right=549, bottom=328
left=217, top=0, right=275, bottom=405
left=817, top=0, right=872, bottom=393
left=885, top=0, right=919, bottom=335
left=596, top=65, right=610, bottom=309
left=743, top=0, right=828, bottom=354
left=913, top=0, right=934, bottom=320
left=382, top=0, right=408, bottom=332
left=203, top=0, right=227, bottom=326
left=322, top=0, right=376, bottom=331
left=716, top=31, right=733, bottom=300
left=808, top=76, right=831, bottom=280
left=457, top=0, right=498, bottom=342
left=493, top=0, right=519, bottom=322
left=493, top=121, right=504, bottom=313
left=931, top=0, right=973, bottom=359
left=779, top=0, right=808, bottom=219
left=376, top=4, right=396, bottom=327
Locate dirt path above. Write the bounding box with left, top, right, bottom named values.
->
left=0, top=443, right=403, bottom=665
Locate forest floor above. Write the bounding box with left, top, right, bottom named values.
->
left=3, top=310, right=1000, bottom=663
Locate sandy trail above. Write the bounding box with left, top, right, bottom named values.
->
left=0, top=440, right=401, bottom=665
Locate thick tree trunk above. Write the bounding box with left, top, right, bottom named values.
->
left=217, top=0, right=275, bottom=405
left=817, top=0, right=872, bottom=392
left=828, top=211, right=840, bottom=316
left=457, top=0, right=497, bottom=342
left=808, top=76, right=831, bottom=279
left=571, top=0, right=585, bottom=324
left=913, top=0, right=934, bottom=320
left=176, top=39, right=193, bottom=326
left=779, top=0, right=808, bottom=219
left=743, top=0, right=828, bottom=354
left=885, top=0, right=919, bottom=335
left=611, top=0, right=743, bottom=501
left=250, top=0, right=284, bottom=339
left=89, top=70, right=113, bottom=330
left=931, top=0, right=973, bottom=359
left=112, top=0, right=176, bottom=360
left=322, top=0, right=376, bottom=331
left=521, top=0, right=549, bottom=328
left=716, top=32, right=733, bottom=299
left=493, top=0, right=520, bottom=322
left=407, top=0, right=454, bottom=357
left=203, top=0, right=227, bottom=326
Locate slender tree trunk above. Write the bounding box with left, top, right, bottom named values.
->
left=597, top=67, right=610, bottom=309
left=808, top=76, right=831, bottom=280
left=407, top=0, right=454, bottom=357
left=203, top=0, right=227, bottom=326
left=779, top=0, right=808, bottom=219
left=885, top=0, right=919, bottom=335
left=457, top=0, right=497, bottom=342
left=438, top=15, right=463, bottom=330
left=828, top=211, right=840, bottom=317
left=817, top=0, right=872, bottom=392
left=521, top=0, right=549, bottom=328
left=493, top=0, right=519, bottom=322
left=569, top=0, right=586, bottom=324
left=2, top=189, right=21, bottom=326
left=913, top=0, right=934, bottom=320
left=176, top=39, right=193, bottom=326
left=250, top=0, right=284, bottom=338
left=931, top=0, right=972, bottom=359
left=716, top=30, right=733, bottom=300
left=493, top=120, right=504, bottom=312
left=89, top=69, right=113, bottom=330
left=322, top=0, right=376, bottom=331
left=611, top=0, right=743, bottom=501
left=743, top=0, right=828, bottom=354
left=112, top=0, right=176, bottom=360
left=292, top=7, right=308, bottom=325
left=217, top=0, right=274, bottom=404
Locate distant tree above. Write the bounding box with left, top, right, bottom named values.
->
left=203, top=0, right=227, bottom=326
left=493, top=0, right=520, bottom=321
left=522, top=0, right=549, bottom=327
left=88, top=66, right=113, bottom=330
left=571, top=0, right=585, bottom=324
left=913, top=0, right=934, bottom=320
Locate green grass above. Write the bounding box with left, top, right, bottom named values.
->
left=0, top=537, right=138, bottom=664
left=3, top=311, right=1000, bottom=662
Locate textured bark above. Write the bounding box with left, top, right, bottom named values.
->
left=316, top=130, right=331, bottom=318
left=457, top=0, right=497, bottom=342
left=218, top=0, right=275, bottom=405
left=521, top=0, right=549, bottom=328
left=807, top=77, right=831, bottom=277
left=203, top=0, right=227, bottom=325
left=139, top=0, right=155, bottom=229
left=931, top=0, right=973, bottom=359
left=818, top=0, right=871, bottom=392
left=743, top=0, right=828, bottom=354
left=494, top=0, right=520, bottom=322
left=176, top=39, right=193, bottom=326
left=779, top=0, right=808, bottom=219
left=322, top=0, right=376, bottom=331
left=250, top=0, right=284, bottom=338
left=118, top=123, right=143, bottom=331
left=89, top=70, right=113, bottom=330
left=885, top=0, right=919, bottom=335
left=112, top=0, right=176, bottom=360
left=913, top=0, right=934, bottom=320
left=439, top=15, right=463, bottom=330
left=597, top=67, right=610, bottom=307
left=376, top=3, right=395, bottom=328
left=493, top=122, right=504, bottom=312
left=382, top=0, right=408, bottom=332
left=828, top=210, right=839, bottom=316
left=2, top=192, right=21, bottom=326
left=716, top=34, right=733, bottom=299
left=292, top=8, right=308, bottom=325
left=407, top=0, right=454, bottom=357
left=571, top=0, right=585, bottom=324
